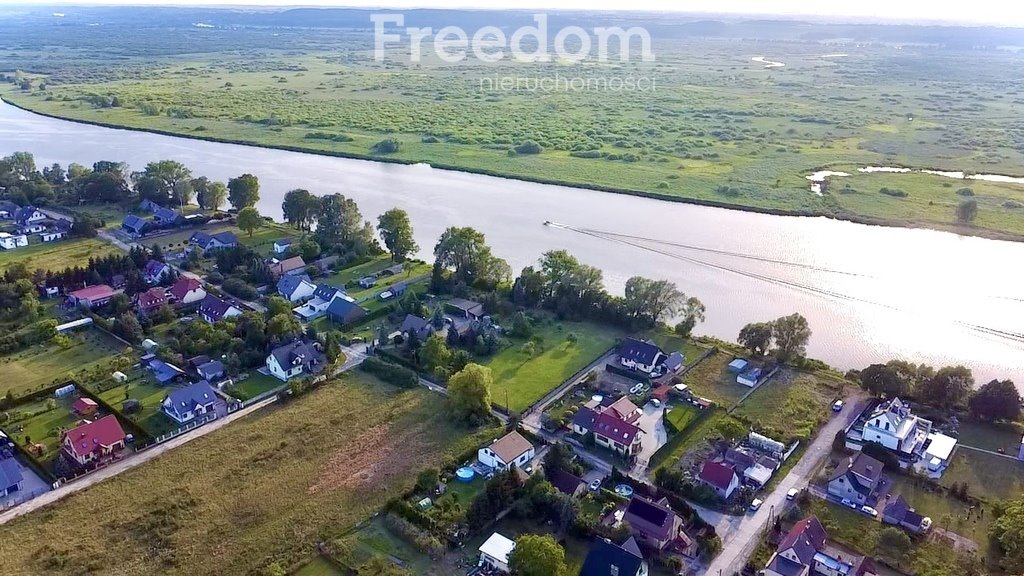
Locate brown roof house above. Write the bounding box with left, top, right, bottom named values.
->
left=698, top=459, right=741, bottom=501
left=827, top=452, right=885, bottom=506
left=764, top=516, right=879, bottom=576
left=546, top=467, right=586, bottom=498
left=478, top=430, right=535, bottom=471
left=622, top=495, right=696, bottom=556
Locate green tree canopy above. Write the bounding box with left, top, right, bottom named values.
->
left=968, top=379, right=1020, bottom=421
left=281, top=188, right=320, bottom=231
left=448, top=363, right=493, bottom=423
left=919, top=365, right=974, bottom=409
left=771, top=313, right=811, bottom=363
left=738, top=321, right=773, bottom=356
left=623, top=276, right=686, bottom=326
left=237, top=206, right=263, bottom=238
left=508, top=534, right=566, bottom=576
left=227, top=173, right=260, bottom=209
left=377, top=208, right=419, bottom=262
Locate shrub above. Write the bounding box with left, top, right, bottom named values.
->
left=221, top=278, right=258, bottom=300
left=513, top=140, right=543, bottom=155
left=879, top=187, right=908, bottom=197
left=956, top=187, right=975, bottom=196
left=1003, top=200, right=1023, bottom=209
left=372, top=138, right=402, bottom=154
left=360, top=356, right=419, bottom=388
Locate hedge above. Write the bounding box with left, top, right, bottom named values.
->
left=359, top=357, right=419, bottom=389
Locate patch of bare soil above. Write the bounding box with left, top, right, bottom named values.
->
left=308, top=422, right=433, bottom=494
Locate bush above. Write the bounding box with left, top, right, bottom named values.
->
left=1004, top=200, right=1023, bottom=209
left=372, top=138, right=401, bottom=154
left=221, top=278, right=258, bottom=300
left=879, top=187, right=908, bottom=197
left=513, top=140, right=543, bottom=155
left=956, top=187, right=975, bottom=197
left=360, top=356, right=419, bottom=388
left=206, top=271, right=224, bottom=284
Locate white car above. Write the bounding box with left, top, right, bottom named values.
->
left=861, top=505, right=878, bottom=517
left=588, top=479, right=602, bottom=491
left=841, top=498, right=857, bottom=509
left=786, top=488, right=799, bottom=500
left=650, top=399, right=661, bottom=408
left=749, top=499, right=763, bottom=512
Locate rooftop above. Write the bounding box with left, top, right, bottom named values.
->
left=487, top=430, right=533, bottom=464
left=478, top=532, right=515, bottom=564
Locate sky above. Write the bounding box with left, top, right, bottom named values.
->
left=7, top=0, right=1024, bottom=27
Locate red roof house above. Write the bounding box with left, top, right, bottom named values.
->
left=134, top=287, right=167, bottom=315
left=169, top=276, right=206, bottom=305
left=67, top=285, right=117, bottom=309
left=71, top=397, right=98, bottom=416
left=698, top=460, right=740, bottom=500
left=593, top=411, right=643, bottom=456
left=61, top=414, right=127, bottom=467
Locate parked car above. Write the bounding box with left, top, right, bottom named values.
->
left=588, top=479, right=602, bottom=491
left=841, top=498, right=857, bottom=509
left=832, top=400, right=844, bottom=412
left=861, top=505, right=878, bottom=517
left=749, top=499, right=763, bottom=512
left=650, top=398, right=661, bottom=408
left=787, top=488, right=799, bottom=500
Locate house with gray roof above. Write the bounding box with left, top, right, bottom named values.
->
left=122, top=215, right=148, bottom=237
left=827, top=452, right=885, bottom=506
left=190, top=231, right=238, bottom=251
left=325, top=296, right=368, bottom=325
left=266, top=340, right=327, bottom=381
left=197, top=360, right=226, bottom=383
left=153, top=206, right=183, bottom=226
left=162, top=380, right=219, bottom=424
left=277, top=274, right=316, bottom=302
left=0, top=451, right=23, bottom=498
left=399, top=314, right=435, bottom=342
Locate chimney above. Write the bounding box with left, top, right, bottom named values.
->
left=610, top=565, right=619, bottom=576
left=865, top=465, right=873, bottom=474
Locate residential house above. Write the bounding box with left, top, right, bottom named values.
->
left=724, top=447, right=777, bottom=489
left=861, top=398, right=932, bottom=457
left=827, top=452, right=884, bottom=506
left=273, top=239, right=294, bottom=254
left=188, top=355, right=211, bottom=370
left=66, top=285, right=117, bottom=309
left=14, top=206, right=46, bottom=226
left=446, top=298, right=484, bottom=320
left=196, top=361, right=226, bottom=383
left=698, top=460, right=741, bottom=500
left=764, top=516, right=879, bottom=576
left=190, top=231, right=238, bottom=252
left=399, top=314, right=435, bottom=342
left=169, top=277, right=207, bottom=306
left=0, top=200, right=19, bottom=219
left=882, top=495, right=931, bottom=534
left=198, top=295, right=242, bottom=323
left=72, top=397, right=99, bottom=417
left=383, top=281, right=408, bottom=299
left=139, top=199, right=161, bottom=212
left=617, top=338, right=666, bottom=375
left=266, top=340, right=327, bottom=381
left=478, top=532, right=515, bottom=573
left=134, top=287, right=167, bottom=315
left=292, top=284, right=346, bottom=321
left=148, top=359, right=187, bottom=385
left=0, top=232, right=28, bottom=250
left=311, top=255, right=339, bottom=273
left=17, top=223, right=45, bottom=235
left=269, top=256, right=306, bottom=278
left=0, top=451, right=23, bottom=498
left=917, top=432, right=958, bottom=478
left=121, top=215, right=148, bottom=237
left=381, top=263, right=404, bottom=276
left=737, top=367, right=763, bottom=387
left=110, top=274, right=127, bottom=290
left=478, top=430, right=535, bottom=471
left=357, top=276, right=377, bottom=289
left=593, top=412, right=644, bottom=457
left=623, top=496, right=693, bottom=554
left=547, top=467, right=586, bottom=498
left=277, top=274, right=316, bottom=302
left=571, top=406, right=599, bottom=436
left=61, top=415, right=127, bottom=467
left=41, top=230, right=66, bottom=242
left=143, top=259, right=171, bottom=284
left=325, top=297, right=368, bottom=325
left=579, top=537, right=648, bottom=576
left=153, top=206, right=183, bottom=226
left=664, top=351, right=685, bottom=374
left=162, top=380, right=219, bottom=424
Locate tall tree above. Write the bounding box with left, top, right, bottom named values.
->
left=859, top=364, right=910, bottom=397
left=674, top=296, right=706, bottom=338
left=969, top=379, right=1020, bottom=421
left=377, top=208, right=419, bottom=262
left=623, top=276, right=686, bottom=325
left=236, top=206, right=263, bottom=238
left=202, top=181, right=228, bottom=212
left=448, top=363, right=493, bottom=423
left=134, top=160, right=193, bottom=204
left=920, top=365, right=974, bottom=409
left=315, top=193, right=372, bottom=253
left=993, top=496, right=1024, bottom=573
left=507, top=534, right=567, bottom=576
left=738, top=322, right=773, bottom=356
left=771, top=313, right=811, bottom=362
left=434, top=226, right=510, bottom=287
left=227, top=173, right=260, bottom=209
left=4, top=152, right=36, bottom=181
left=281, top=188, right=320, bottom=231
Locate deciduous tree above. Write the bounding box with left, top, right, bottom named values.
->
left=377, top=208, right=418, bottom=262
left=448, top=363, right=493, bottom=423
left=919, top=365, right=974, bottom=409
left=227, top=173, right=260, bottom=209
left=738, top=322, right=773, bottom=356
left=508, top=534, right=566, bottom=576
left=968, top=379, right=1019, bottom=421
left=771, top=313, right=811, bottom=363
left=237, top=206, right=263, bottom=238
left=281, top=188, right=320, bottom=230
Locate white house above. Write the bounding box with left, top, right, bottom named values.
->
left=41, top=230, right=66, bottom=242
left=698, top=460, right=740, bottom=500
left=162, top=380, right=219, bottom=424
left=292, top=284, right=347, bottom=321
left=478, top=532, right=515, bottom=573
left=616, top=338, right=666, bottom=374
left=862, top=398, right=931, bottom=456
left=13, top=206, right=46, bottom=225
left=273, top=239, right=295, bottom=254
left=169, top=277, right=207, bottom=306
left=277, top=275, right=317, bottom=303
left=17, top=224, right=45, bottom=234
left=477, top=430, right=535, bottom=471
left=266, top=340, right=327, bottom=381
left=0, top=233, right=28, bottom=250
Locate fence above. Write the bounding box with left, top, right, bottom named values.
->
left=151, top=412, right=217, bottom=444
left=1, top=487, right=50, bottom=511
left=240, top=385, right=287, bottom=407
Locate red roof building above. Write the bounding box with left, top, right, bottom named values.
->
left=698, top=460, right=740, bottom=500
left=134, top=287, right=167, bottom=315
left=168, top=277, right=207, bottom=306
left=61, top=414, right=127, bottom=467
left=67, top=284, right=117, bottom=309
left=71, top=397, right=98, bottom=416
left=593, top=411, right=643, bottom=456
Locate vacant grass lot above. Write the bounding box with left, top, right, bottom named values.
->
left=887, top=474, right=991, bottom=555
left=0, top=237, right=120, bottom=273
left=650, top=408, right=739, bottom=471
left=484, top=321, right=622, bottom=412
left=955, top=420, right=1023, bottom=452
left=664, top=403, right=700, bottom=433
left=677, top=350, right=749, bottom=406
left=0, top=373, right=500, bottom=575
left=228, top=372, right=287, bottom=402
left=646, top=331, right=710, bottom=367
left=732, top=371, right=846, bottom=443
left=939, top=448, right=1024, bottom=503
left=0, top=330, right=126, bottom=399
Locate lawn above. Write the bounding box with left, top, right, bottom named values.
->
left=649, top=408, right=740, bottom=472
left=0, top=329, right=127, bottom=399
left=664, top=403, right=700, bottom=433
left=292, top=556, right=348, bottom=576
left=227, top=371, right=287, bottom=401
left=331, top=515, right=437, bottom=574
left=148, top=221, right=291, bottom=256
left=0, top=372, right=502, bottom=575
left=939, top=448, right=1024, bottom=503
left=955, top=420, right=1023, bottom=453
left=887, top=474, right=992, bottom=556
left=0, top=237, right=120, bottom=273
left=676, top=350, right=749, bottom=407
left=646, top=331, right=710, bottom=368
left=92, top=367, right=179, bottom=437
left=732, top=371, right=846, bottom=443
left=2, top=397, right=81, bottom=462
left=483, top=321, right=622, bottom=413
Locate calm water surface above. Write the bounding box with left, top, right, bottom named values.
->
left=1, top=101, right=1021, bottom=384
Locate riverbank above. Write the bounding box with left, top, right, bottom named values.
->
left=4, top=95, right=1024, bottom=244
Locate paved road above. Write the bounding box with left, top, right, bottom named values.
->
left=701, top=392, right=867, bottom=576
left=0, top=394, right=277, bottom=526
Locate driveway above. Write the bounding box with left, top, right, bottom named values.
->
left=634, top=401, right=668, bottom=473
left=700, top=392, right=867, bottom=575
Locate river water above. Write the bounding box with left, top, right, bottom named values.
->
left=1, top=101, right=1021, bottom=384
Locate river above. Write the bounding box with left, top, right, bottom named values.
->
left=1, top=101, right=1022, bottom=384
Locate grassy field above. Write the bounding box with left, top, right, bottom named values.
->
left=292, top=556, right=347, bottom=576
left=0, top=330, right=127, bottom=399
left=939, top=448, right=1024, bottom=503
left=484, top=321, right=622, bottom=413
left=0, top=372, right=501, bottom=575
left=649, top=408, right=740, bottom=471
left=0, top=237, right=120, bottom=273
left=955, top=420, right=1023, bottom=452
left=8, top=23, right=1024, bottom=240
left=732, top=371, right=846, bottom=443
left=2, top=397, right=81, bottom=462
left=887, top=474, right=991, bottom=555
left=148, top=221, right=291, bottom=256
left=676, top=350, right=749, bottom=406
left=664, top=403, right=700, bottom=433
left=646, top=331, right=710, bottom=368
left=92, top=367, right=179, bottom=437
left=331, top=516, right=435, bottom=574
left=227, top=372, right=287, bottom=402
